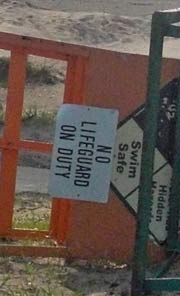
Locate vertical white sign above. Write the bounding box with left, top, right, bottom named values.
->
left=49, top=104, right=119, bottom=203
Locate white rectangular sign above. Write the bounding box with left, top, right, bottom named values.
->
left=49, top=104, right=119, bottom=203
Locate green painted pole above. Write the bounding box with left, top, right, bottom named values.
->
left=131, top=8, right=180, bottom=296
left=167, top=76, right=180, bottom=250
left=131, top=12, right=165, bottom=296
left=145, top=278, right=180, bottom=293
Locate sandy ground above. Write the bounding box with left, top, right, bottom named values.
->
left=0, top=0, right=180, bottom=57
left=0, top=0, right=179, bottom=112
left=0, top=1, right=180, bottom=295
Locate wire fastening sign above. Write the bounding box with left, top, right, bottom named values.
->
left=49, top=104, right=119, bottom=203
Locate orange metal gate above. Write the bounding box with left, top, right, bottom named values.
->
left=0, top=31, right=88, bottom=257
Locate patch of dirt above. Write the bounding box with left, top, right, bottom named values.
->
left=1, top=190, right=131, bottom=295
left=0, top=256, right=131, bottom=296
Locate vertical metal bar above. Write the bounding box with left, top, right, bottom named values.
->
left=131, top=13, right=165, bottom=296
left=0, top=50, right=27, bottom=235
left=50, top=56, right=87, bottom=243
left=64, top=55, right=87, bottom=104
left=167, top=77, right=180, bottom=250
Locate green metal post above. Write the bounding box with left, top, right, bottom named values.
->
left=131, top=8, right=180, bottom=296
left=131, top=13, right=164, bottom=295
left=167, top=77, right=180, bottom=250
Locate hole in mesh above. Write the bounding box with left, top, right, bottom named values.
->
left=12, top=192, right=51, bottom=231
left=14, top=149, right=51, bottom=231
left=21, top=55, right=67, bottom=142
left=19, top=149, right=51, bottom=169
left=15, top=149, right=50, bottom=194
left=0, top=50, right=11, bottom=136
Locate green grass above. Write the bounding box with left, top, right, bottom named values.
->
left=22, top=105, right=57, bottom=126
left=0, top=104, right=57, bottom=126
left=26, top=62, right=59, bottom=85
left=13, top=213, right=49, bottom=231
left=0, top=57, right=63, bottom=87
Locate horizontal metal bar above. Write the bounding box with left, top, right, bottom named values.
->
left=145, top=278, right=180, bottom=292
left=0, top=31, right=89, bottom=59
left=155, top=9, right=180, bottom=25
left=11, top=229, right=49, bottom=240
left=0, top=244, right=67, bottom=258
left=19, top=140, right=53, bottom=153
left=0, top=138, right=53, bottom=153
left=166, top=24, right=180, bottom=38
